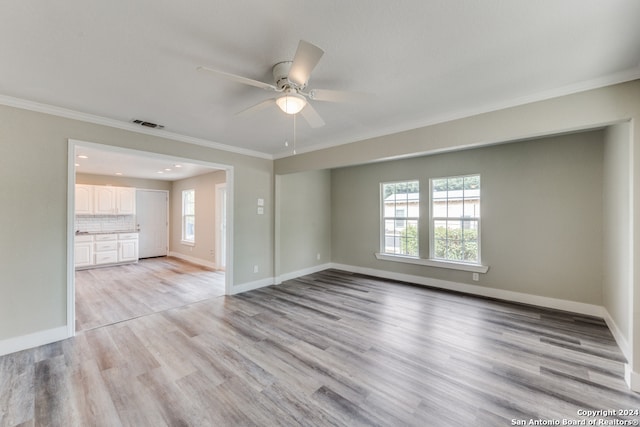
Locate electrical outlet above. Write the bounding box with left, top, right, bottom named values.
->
left=317, top=253, right=321, bottom=261
left=472, top=273, right=479, bottom=281
left=253, top=265, right=259, bottom=273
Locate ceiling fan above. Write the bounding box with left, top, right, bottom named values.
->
left=197, top=40, right=369, bottom=128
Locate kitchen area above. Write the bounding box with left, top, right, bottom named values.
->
left=72, top=143, right=229, bottom=332
left=74, top=184, right=140, bottom=269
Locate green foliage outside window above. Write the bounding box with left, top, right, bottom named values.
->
left=400, top=223, right=419, bottom=256
left=433, top=226, right=478, bottom=262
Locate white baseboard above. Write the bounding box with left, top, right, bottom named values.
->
left=625, top=364, right=640, bottom=392
left=229, top=277, right=274, bottom=295
left=0, top=326, right=69, bottom=357
left=603, top=309, right=631, bottom=362
left=229, top=263, right=334, bottom=295
left=275, top=263, right=333, bottom=285
left=329, top=263, right=604, bottom=318
left=168, top=251, right=218, bottom=270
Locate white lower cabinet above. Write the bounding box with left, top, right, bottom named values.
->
left=93, top=234, right=117, bottom=265
left=118, top=233, right=139, bottom=262
left=74, top=235, right=93, bottom=268
left=75, top=233, right=139, bottom=269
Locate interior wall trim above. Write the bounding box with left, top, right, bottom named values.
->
left=0, top=326, right=68, bottom=357
left=168, top=251, right=219, bottom=270
left=0, top=94, right=272, bottom=160
left=274, top=263, right=333, bottom=285
left=229, top=277, right=275, bottom=295
left=329, top=263, right=604, bottom=318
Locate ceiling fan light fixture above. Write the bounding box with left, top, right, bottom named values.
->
left=276, top=92, right=306, bottom=114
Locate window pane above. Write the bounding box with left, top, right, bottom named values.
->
left=432, top=178, right=447, bottom=192
left=463, top=241, right=478, bottom=263
left=431, top=175, right=480, bottom=264
left=464, top=175, right=480, bottom=190
left=184, top=216, right=195, bottom=241
left=382, top=180, right=419, bottom=256
left=447, top=199, right=463, bottom=218
left=463, top=199, right=478, bottom=218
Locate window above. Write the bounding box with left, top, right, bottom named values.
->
left=381, top=181, right=419, bottom=256
left=182, top=189, right=195, bottom=244
left=430, top=175, right=480, bottom=264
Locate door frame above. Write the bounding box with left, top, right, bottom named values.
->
left=215, top=182, right=227, bottom=270
left=67, top=139, right=234, bottom=337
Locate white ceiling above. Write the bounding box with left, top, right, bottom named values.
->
left=2, top=1, right=640, bottom=160
left=74, top=145, right=218, bottom=181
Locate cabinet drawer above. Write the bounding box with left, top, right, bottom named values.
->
left=118, top=233, right=138, bottom=240
left=95, top=241, right=118, bottom=252
left=94, top=234, right=117, bottom=241
left=75, top=235, right=93, bottom=243
left=95, top=251, right=118, bottom=264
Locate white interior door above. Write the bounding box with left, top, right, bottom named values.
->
left=136, top=189, right=168, bottom=258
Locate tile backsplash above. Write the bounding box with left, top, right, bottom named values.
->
left=75, top=215, right=136, bottom=233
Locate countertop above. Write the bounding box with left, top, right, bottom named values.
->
left=75, top=230, right=138, bottom=235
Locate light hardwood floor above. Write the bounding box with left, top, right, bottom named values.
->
left=1, top=269, right=638, bottom=426
left=75, top=257, right=225, bottom=331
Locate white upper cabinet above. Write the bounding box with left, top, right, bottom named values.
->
left=91, top=185, right=136, bottom=215
left=116, top=187, right=136, bottom=215
left=94, top=186, right=118, bottom=214
left=75, top=184, right=94, bottom=215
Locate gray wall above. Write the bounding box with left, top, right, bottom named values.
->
left=0, top=104, right=273, bottom=342
left=276, top=79, right=640, bottom=385
left=603, top=122, right=632, bottom=344
left=331, top=131, right=604, bottom=304
left=170, top=170, right=226, bottom=265
left=276, top=169, right=332, bottom=277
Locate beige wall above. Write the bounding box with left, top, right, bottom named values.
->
left=331, top=131, right=604, bottom=304
left=275, top=169, right=332, bottom=277
left=170, top=170, right=226, bottom=265
left=0, top=104, right=274, bottom=343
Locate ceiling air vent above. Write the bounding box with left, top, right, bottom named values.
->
left=132, top=119, right=164, bottom=129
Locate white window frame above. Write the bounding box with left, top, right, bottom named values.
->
left=181, top=189, right=195, bottom=245
left=380, top=180, right=420, bottom=257
left=429, top=174, right=481, bottom=266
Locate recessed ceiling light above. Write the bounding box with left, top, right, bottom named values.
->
left=157, top=171, right=164, bottom=174
left=75, top=163, right=80, bottom=167
left=164, top=168, right=172, bottom=171
left=115, top=172, right=123, bottom=176
left=174, top=164, right=182, bottom=168
left=77, top=155, right=88, bottom=159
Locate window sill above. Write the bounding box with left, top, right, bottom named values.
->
left=374, top=253, right=489, bottom=273
left=181, top=240, right=195, bottom=247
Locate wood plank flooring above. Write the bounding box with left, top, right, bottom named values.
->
left=75, top=257, right=225, bottom=331
left=2, top=269, right=639, bottom=426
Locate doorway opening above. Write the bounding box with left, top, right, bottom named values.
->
left=67, top=139, right=234, bottom=335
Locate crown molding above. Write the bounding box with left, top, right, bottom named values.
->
left=273, top=66, right=640, bottom=160
left=0, top=94, right=274, bottom=160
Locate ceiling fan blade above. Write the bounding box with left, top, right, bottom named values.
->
left=300, top=102, right=325, bottom=128
left=197, top=66, right=277, bottom=91
left=288, top=40, right=324, bottom=87
left=235, top=98, right=276, bottom=117
left=308, top=88, right=374, bottom=103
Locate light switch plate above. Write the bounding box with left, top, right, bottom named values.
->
left=257, top=207, right=264, bottom=215
left=257, top=198, right=264, bottom=206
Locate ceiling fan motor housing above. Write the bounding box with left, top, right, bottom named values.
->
left=273, top=61, right=306, bottom=90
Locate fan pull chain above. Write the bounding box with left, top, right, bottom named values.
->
left=293, top=112, right=297, bottom=155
